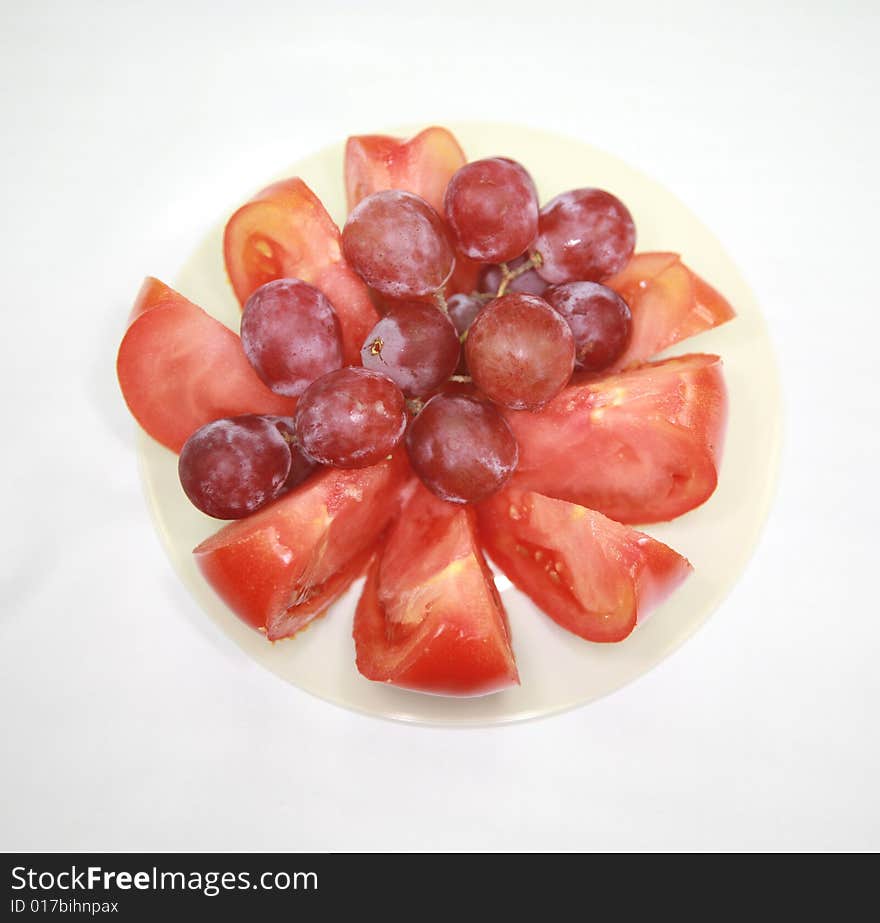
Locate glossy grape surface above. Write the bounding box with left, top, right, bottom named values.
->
left=479, top=256, right=548, bottom=297
left=295, top=367, right=407, bottom=468
left=544, top=282, right=633, bottom=372
left=342, top=190, right=454, bottom=300
left=360, top=302, right=460, bottom=397
left=444, top=157, right=538, bottom=263
left=533, top=188, right=636, bottom=284
left=240, top=278, right=343, bottom=397
left=465, top=293, right=575, bottom=410
left=262, top=416, right=319, bottom=489
left=178, top=415, right=291, bottom=519
left=406, top=394, right=519, bottom=503
left=447, top=293, right=484, bottom=337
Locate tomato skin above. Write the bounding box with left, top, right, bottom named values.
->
left=194, top=453, right=409, bottom=640
left=504, top=354, right=728, bottom=524
left=354, top=484, right=519, bottom=696
left=117, top=278, right=297, bottom=453
left=223, top=177, right=377, bottom=365
left=478, top=488, right=691, bottom=642
left=604, top=252, right=735, bottom=368
left=344, top=126, right=466, bottom=216
left=129, top=275, right=171, bottom=322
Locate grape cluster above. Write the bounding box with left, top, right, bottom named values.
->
left=178, top=414, right=315, bottom=519
left=179, top=156, right=638, bottom=515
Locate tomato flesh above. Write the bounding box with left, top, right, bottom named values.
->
left=478, top=488, right=691, bottom=642
left=117, top=277, right=296, bottom=453
left=604, top=252, right=735, bottom=368
left=344, top=126, right=466, bottom=217
left=194, top=453, right=409, bottom=640
left=354, top=484, right=519, bottom=696
left=504, top=353, right=727, bottom=524
left=223, top=177, right=377, bottom=364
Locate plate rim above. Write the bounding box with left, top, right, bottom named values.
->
left=135, top=120, right=783, bottom=727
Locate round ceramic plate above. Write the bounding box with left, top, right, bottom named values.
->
left=138, top=122, right=781, bottom=726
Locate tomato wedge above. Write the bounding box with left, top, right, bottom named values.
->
left=354, top=483, right=519, bottom=696
left=344, top=126, right=466, bottom=216
left=223, top=177, right=377, bottom=364
left=478, top=488, right=691, bottom=642
left=194, top=454, right=409, bottom=641
left=117, top=277, right=296, bottom=453
left=504, top=354, right=727, bottom=524
left=604, top=252, right=735, bottom=368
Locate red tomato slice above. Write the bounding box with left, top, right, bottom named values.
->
left=504, top=354, right=727, bottom=524
left=605, top=252, right=735, bottom=368
left=129, top=274, right=170, bottom=322
left=478, top=488, right=691, bottom=642
left=223, top=177, right=377, bottom=364
left=194, top=454, right=409, bottom=641
left=344, top=126, right=466, bottom=216
left=354, top=483, right=519, bottom=696
left=117, top=278, right=297, bottom=453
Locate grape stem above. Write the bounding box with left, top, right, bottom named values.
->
left=449, top=374, right=472, bottom=383
left=495, top=252, right=543, bottom=297
left=434, top=288, right=449, bottom=315
left=406, top=397, right=425, bottom=415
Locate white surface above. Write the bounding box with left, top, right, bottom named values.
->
left=145, top=123, right=780, bottom=724
left=1, top=0, right=877, bottom=850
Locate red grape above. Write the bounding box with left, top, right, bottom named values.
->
left=478, top=255, right=548, bottom=297
left=533, top=188, right=636, bottom=284
left=465, top=293, right=575, bottom=411
left=444, top=157, right=538, bottom=263
left=360, top=302, right=460, bottom=397
left=261, top=416, right=319, bottom=489
left=447, top=293, right=484, bottom=337
left=342, top=190, right=454, bottom=300
left=178, top=415, right=291, bottom=519
left=544, top=282, right=632, bottom=372
left=295, top=367, right=407, bottom=468
left=240, top=278, right=343, bottom=397
left=406, top=394, right=518, bottom=503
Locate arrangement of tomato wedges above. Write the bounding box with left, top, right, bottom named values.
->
left=117, top=125, right=734, bottom=698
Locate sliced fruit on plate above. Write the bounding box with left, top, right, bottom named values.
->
left=344, top=126, right=466, bottom=217
left=504, top=353, right=728, bottom=524
left=604, top=252, right=735, bottom=368
left=344, top=127, right=481, bottom=296
left=117, top=278, right=297, bottom=453
left=477, top=488, right=692, bottom=642
left=223, top=177, right=377, bottom=364
left=194, top=453, right=410, bottom=641
left=354, top=483, right=519, bottom=696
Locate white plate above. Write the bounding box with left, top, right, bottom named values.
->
left=138, top=122, right=781, bottom=726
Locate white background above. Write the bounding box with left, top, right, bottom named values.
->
left=1, top=0, right=878, bottom=851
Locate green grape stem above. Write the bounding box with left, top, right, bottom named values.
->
left=496, top=252, right=543, bottom=297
